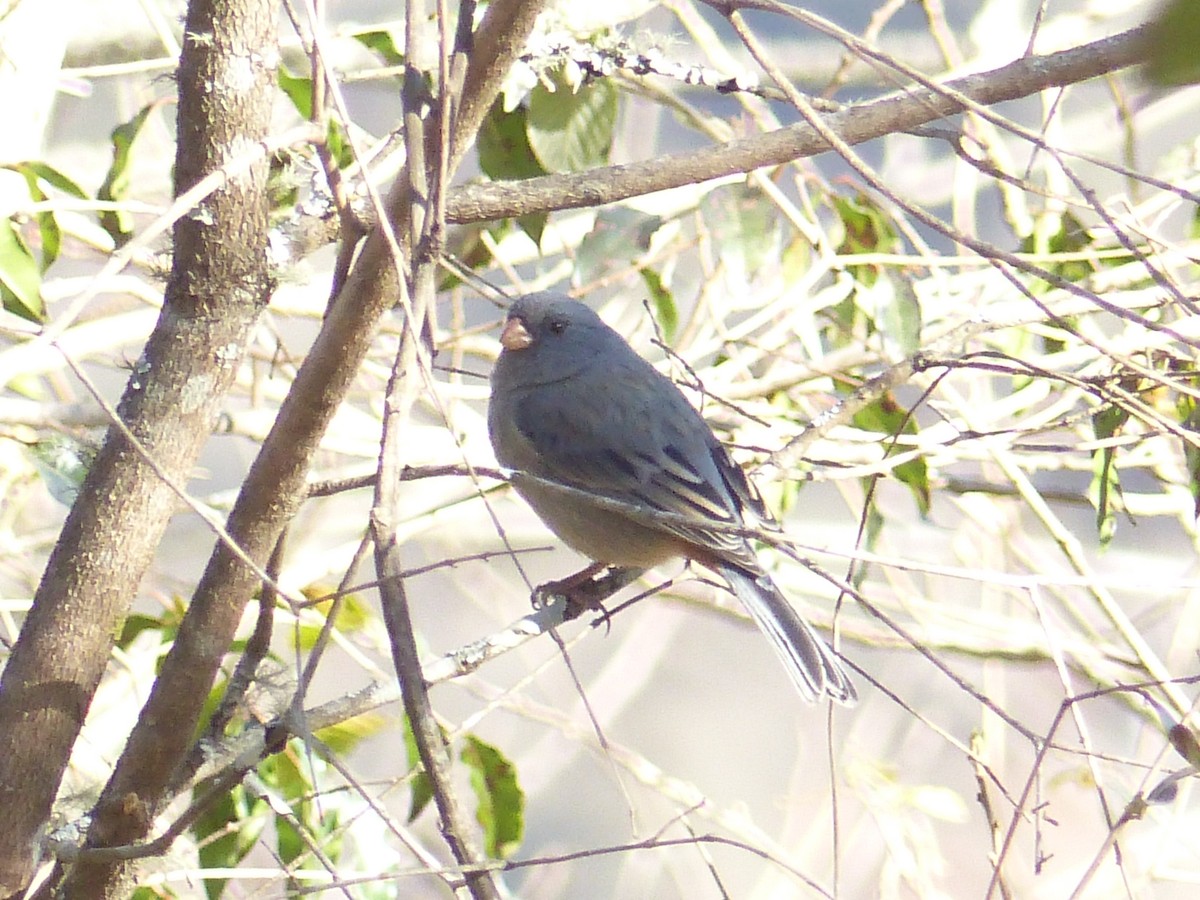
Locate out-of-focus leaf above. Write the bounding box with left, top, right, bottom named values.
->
left=576, top=207, right=662, bottom=285
left=1020, top=211, right=1097, bottom=284
left=131, top=888, right=178, bottom=899
left=440, top=220, right=512, bottom=290
left=294, top=590, right=371, bottom=650
left=4, top=161, right=87, bottom=200
left=831, top=193, right=898, bottom=288
left=858, top=505, right=885, bottom=584
left=1144, top=0, right=1200, bottom=85
left=0, top=219, right=45, bottom=322
left=192, top=677, right=228, bottom=737
left=639, top=267, right=676, bottom=342
left=3, top=161, right=87, bottom=274
left=461, top=734, right=524, bottom=859
left=781, top=236, right=811, bottom=285
left=25, top=432, right=96, bottom=505
left=192, top=783, right=271, bottom=899
left=276, top=68, right=354, bottom=170
left=1147, top=769, right=1190, bottom=805
left=352, top=28, right=404, bottom=65
left=125, top=596, right=185, bottom=654
left=314, top=711, right=388, bottom=755
left=261, top=745, right=310, bottom=801
left=527, top=68, right=616, bottom=173
left=699, top=183, right=782, bottom=286
left=277, top=66, right=314, bottom=119
left=324, top=119, right=354, bottom=170
left=259, top=743, right=343, bottom=868
left=1089, top=402, right=1129, bottom=546
left=1175, top=389, right=1200, bottom=519
left=478, top=100, right=549, bottom=244
left=405, top=716, right=435, bottom=823
left=872, top=274, right=922, bottom=358
left=852, top=392, right=930, bottom=515
left=117, top=613, right=168, bottom=651
left=1170, top=722, right=1200, bottom=769
left=479, top=101, right=545, bottom=182
left=98, top=103, right=157, bottom=247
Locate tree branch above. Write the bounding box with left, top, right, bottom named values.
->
left=43, top=0, right=548, bottom=895
left=0, top=0, right=279, bottom=894
left=444, top=23, right=1150, bottom=224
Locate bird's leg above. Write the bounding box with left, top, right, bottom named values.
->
left=534, top=565, right=646, bottom=621
left=532, top=561, right=605, bottom=611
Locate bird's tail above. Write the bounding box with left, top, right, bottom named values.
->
left=719, top=563, right=857, bottom=705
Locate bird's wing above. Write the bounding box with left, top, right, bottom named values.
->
left=509, top=357, right=769, bottom=569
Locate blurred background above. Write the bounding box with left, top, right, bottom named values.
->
left=1, top=0, right=1199, bottom=897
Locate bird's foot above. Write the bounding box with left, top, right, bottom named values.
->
left=533, top=565, right=645, bottom=624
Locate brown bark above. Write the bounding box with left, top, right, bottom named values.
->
left=0, top=0, right=279, bottom=895
left=54, top=0, right=547, bottom=896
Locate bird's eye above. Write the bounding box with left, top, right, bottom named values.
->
left=547, top=317, right=567, bottom=335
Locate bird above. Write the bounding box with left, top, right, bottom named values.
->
left=487, top=291, right=856, bottom=704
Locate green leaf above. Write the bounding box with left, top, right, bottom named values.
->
left=257, top=743, right=342, bottom=870
left=325, top=119, right=354, bottom=171
left=832, top=193, right=897, bottom=256
left=851, top=393, right=930, bottom=515
left=116, top=613, right=167, bottom=651
left=830, top=193, right=899, bottom=289
left=781, top=235, right=812, bottom=285
left=876, top=274, right=922, bottom=357
left=639, top=268, right=677, bottom=342
left=405, top=716, right=435, bottom=823
left=131, top=888, right=178, bottom=899
left=1090, top=402, right=1129, bottom=546
left=699, top=183, right=783, bottom=285
left=314, top=711, right=388, bottom=755
left=3, top=162, right=87, bottom=275
left=192, top=783, right=271, bottom=899
left=122, top=597, right=185, bottom=656
left=479, top=101, right=546, bottom=182
left=440, top=220, right=514, bottom=291
left=294, top=590, right=371, bottom=651
left=25, top=432, right=96, bottom=505
left=98, top=103, right=157, bottom=247
left=352, top=28, right=405, bottom=66
left=576, top=207, right=663, bottom=285
left=0, top=219, right=45, bottom=322
left=461, top=734, right=524, bottom=859
left=1144, top=0, right=1200, bottom=85
left=477, top=100, right=550, bottom=244
left=1019, top=211, right=1097, bottom=283
left=527, top=68, right=617, bottom=173
left=1177, top=393, right=1200, bottom=519
left=277, top=66, right=314, bottom=119
left=276, top=68, right=353, bottom=170
left=4, top=161, right=87, bottom=199
left=260, top=746, right=311, bottom=802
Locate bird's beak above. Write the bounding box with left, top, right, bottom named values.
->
left=500, top=315, right=533, bottom=351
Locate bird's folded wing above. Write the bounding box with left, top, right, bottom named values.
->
left=511, top=366, right=773, bottom=570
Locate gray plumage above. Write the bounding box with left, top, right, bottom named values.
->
left=488, top=291, right=855, bottom=704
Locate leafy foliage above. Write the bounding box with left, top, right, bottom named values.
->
left=97, top=104, right=160, bottom=247
left=527, top=66, right=617, bottom=173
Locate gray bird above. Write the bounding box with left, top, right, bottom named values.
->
left=488, top=292, right=856, bottom=704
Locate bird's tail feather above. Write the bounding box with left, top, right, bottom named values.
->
left=719, top=563, right=856, bottom=705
